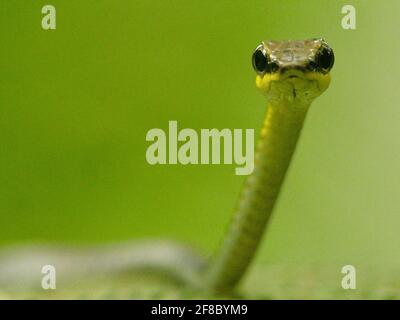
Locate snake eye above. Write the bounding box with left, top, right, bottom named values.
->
left=252, top=47, right=279, bottom=75
left=252, top=49, right=268, bottom=74
left=315, top=46, right=334, bottom=73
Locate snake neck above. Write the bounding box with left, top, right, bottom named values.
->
left=204, top=100, right=310, bottom=293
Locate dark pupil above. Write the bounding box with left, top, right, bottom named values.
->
left=252, top=50, right=267, bottom=73
left=317, top=48, right=334, bottom=70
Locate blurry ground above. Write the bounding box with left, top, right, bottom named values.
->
left=1, top=264, right=399, bottom=299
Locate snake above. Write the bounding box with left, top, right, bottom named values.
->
left=0, top=38, right=334, bottom=295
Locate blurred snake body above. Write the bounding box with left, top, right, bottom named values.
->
left=0, top=39, right=334, bottom=294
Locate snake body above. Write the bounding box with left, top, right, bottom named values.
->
left=0, top=39, right=334, bottom=294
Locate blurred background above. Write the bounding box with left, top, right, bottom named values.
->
left=1, top=0, right=400, bottom=297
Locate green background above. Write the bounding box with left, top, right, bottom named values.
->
left=1, top=0, right=400, bottom=297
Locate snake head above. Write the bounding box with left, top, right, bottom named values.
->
left=252, top=38, right=334, bottom=106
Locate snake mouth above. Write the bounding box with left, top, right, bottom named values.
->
left=280, top=69, right=308, bottom=81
